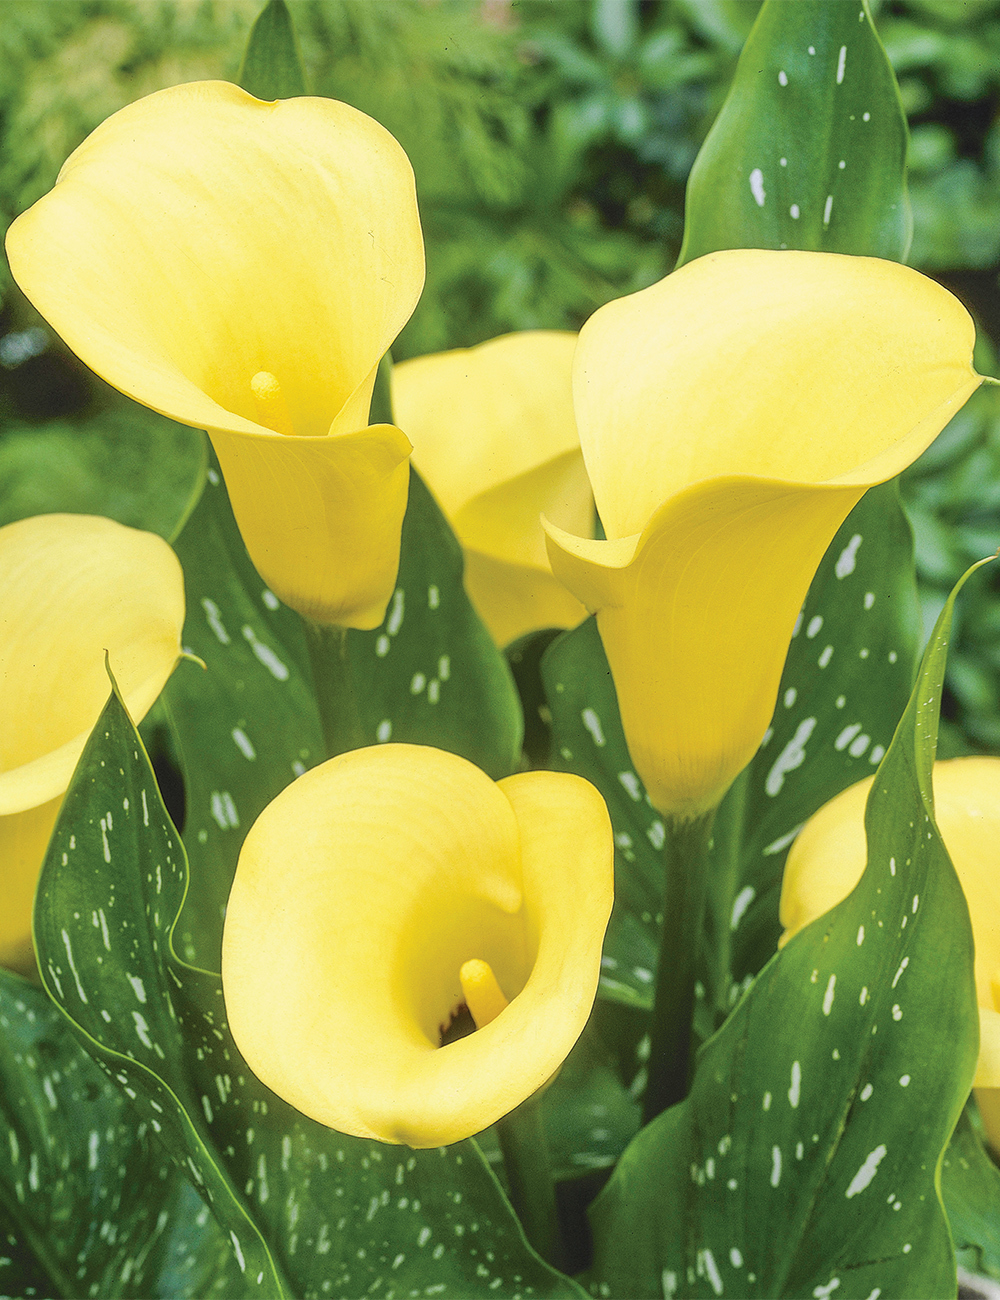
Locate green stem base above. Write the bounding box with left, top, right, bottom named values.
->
left=495, top=1093, right=564, bottom=1270
left=642, top=810, right=716, bottom=1126
left=302, top=621, right=367, bottom=759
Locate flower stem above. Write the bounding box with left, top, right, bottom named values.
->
left=302, top=620, right=367, bottom=759
left=495, top=1093, right=565, bottom=1270
left=642, top=810, right=716, bottom=1126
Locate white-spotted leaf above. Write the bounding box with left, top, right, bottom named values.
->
left=587, top=562, right=982, bottom=1299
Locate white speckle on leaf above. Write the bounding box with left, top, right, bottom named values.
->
left=835, top=723, right=862, bottom=752
left=845, top=1144, right=887, bottom=1197
left=763, top=825, right=803, bottom=856
left=61, top=930, right=87, bottom=1004
left=201, top=598, right=231, bottom=645
left=765, top=718, right=817, bottom=795
left=210, top=792, right=239, bottom=830
left=823, top=974, right=836, bottom=1015
left=241, top=626, right=288, bottom=680
left=749, top=168, right=766, bottom=207
left=836, top=44, right=847, bottom=83
left=376, top=720, right=392, bottom=743
left=770, top=1146, right=782, bottom=1186
left=582, top=708, right=606, bottom=747
left=231, top=728, right=256, bottom=761
left=619, top=771, right=643, bottom=801
left=778, top=70, right=788, bottom=86
left=387, top=590, right=405, bottom=636
left=731, top=886, right=755, bottom=931
left=701, top=1249, right=723, bottom=1296
left=789, top=1060, right=801, bottom=1107
left=835, top=534, right=863, bottom=577
left=790, top=203, right=800, bottom=219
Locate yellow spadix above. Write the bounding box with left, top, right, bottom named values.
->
left=0, top=513, right=185, bottom=968
left=392, top=332, right=591, bottom=646
left=544, top=249, right=980, bottom=820
left=779, top=757, right=1000, bottom=1149
left=5, top=81, right=425, bottom=629
left=221, top=743, right=613, bottom=1147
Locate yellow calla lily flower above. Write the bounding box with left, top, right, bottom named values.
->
left=0, top=513, right=185, bottom=969
left=544, top=249, right=980, bottom=820
left=4, top=80, right=425, bottom=629
left=221, top=743, right=613, bottom=1147
left=392, top=332, right=591, bottom=646
left=779, top=757, right=1000, bottom=1149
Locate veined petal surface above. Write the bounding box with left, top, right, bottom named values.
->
left=548, top=249, right=980, bottom=816
left=5, top=81, right=425, bottom=627
left=221, top=744, right=613, bottom=1147
left=393, top=332, right=590, bottom=643
left=0, top=513, right=184, bottom=964
left=779, top=757, right=1000, bottom=1139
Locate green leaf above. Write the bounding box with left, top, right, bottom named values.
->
left=0, top=971, right=238, bottom=1299
left=587, top=563, right=982, bottom=1300
left=32, top=671, right=585, bottom=1300
left=540, top=618, right=664, bottom=1010
left=715, top=480, right=922, bottom=1002
left=163, top=451, right=324, bottom=973
left=346, top=468, right=524, bottom=781
left=237, top=0, right=306, bottom=101
left=679, top=0, right=911, bottom=265
left=941, top=1108, right=1000, bottom=1283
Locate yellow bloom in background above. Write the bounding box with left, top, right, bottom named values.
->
left=5, top=81, right=425, bottom=629
left=392, top=332, right=591, bottom=646
left=544, top=249, right=980, bottom=821
left=222, top=743, right=613, bottom=1147
left=0, top=514, right=185, bottom=970
left=779, top=757, right=1000, bottom=1150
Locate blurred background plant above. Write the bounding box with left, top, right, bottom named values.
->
left=3, top=0, right=1000, bottom=753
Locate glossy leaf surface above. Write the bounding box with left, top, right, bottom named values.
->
left=587, top=565, right=981, bottom=1299
left=347, top=468, right=524, bottom=781
left=679, top=0, right=910, bottom=264
left=0, top=970, right=238, bottom=1299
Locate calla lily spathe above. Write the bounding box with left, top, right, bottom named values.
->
left=221, top=743, right=613, bottom=1147
left=5, top=81, right=425, bottom=629
left=0, top=513, right=185, bottom=969
left=392, top=332, right=591, bottom=646
left=544, top=249, right=980, bottom=820
left=779, top=758, right=1000, bottom=1148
